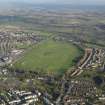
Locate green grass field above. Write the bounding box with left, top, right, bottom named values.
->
left=13, top=40, right=82, bottom=75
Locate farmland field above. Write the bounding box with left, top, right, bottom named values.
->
left=13, top=40, right=82, bottom=75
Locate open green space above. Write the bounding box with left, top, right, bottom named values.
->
left=13, top=40, right=82, bottom=75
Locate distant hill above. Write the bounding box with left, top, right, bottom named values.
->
left=0, top=1, right=105, bottom=11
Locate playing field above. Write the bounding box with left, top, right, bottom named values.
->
left=13, top=40, right=82, bottom=75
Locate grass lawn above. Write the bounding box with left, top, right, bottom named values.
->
left=13, top=40, right=82, bottom=75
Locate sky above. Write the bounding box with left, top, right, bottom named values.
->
left=1, top=0, right=105, bottom=5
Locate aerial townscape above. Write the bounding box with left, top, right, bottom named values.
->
left=0, top=0, right=105, bottom=105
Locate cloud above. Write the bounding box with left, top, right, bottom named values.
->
left=1, top=0, right=105, bottom=5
